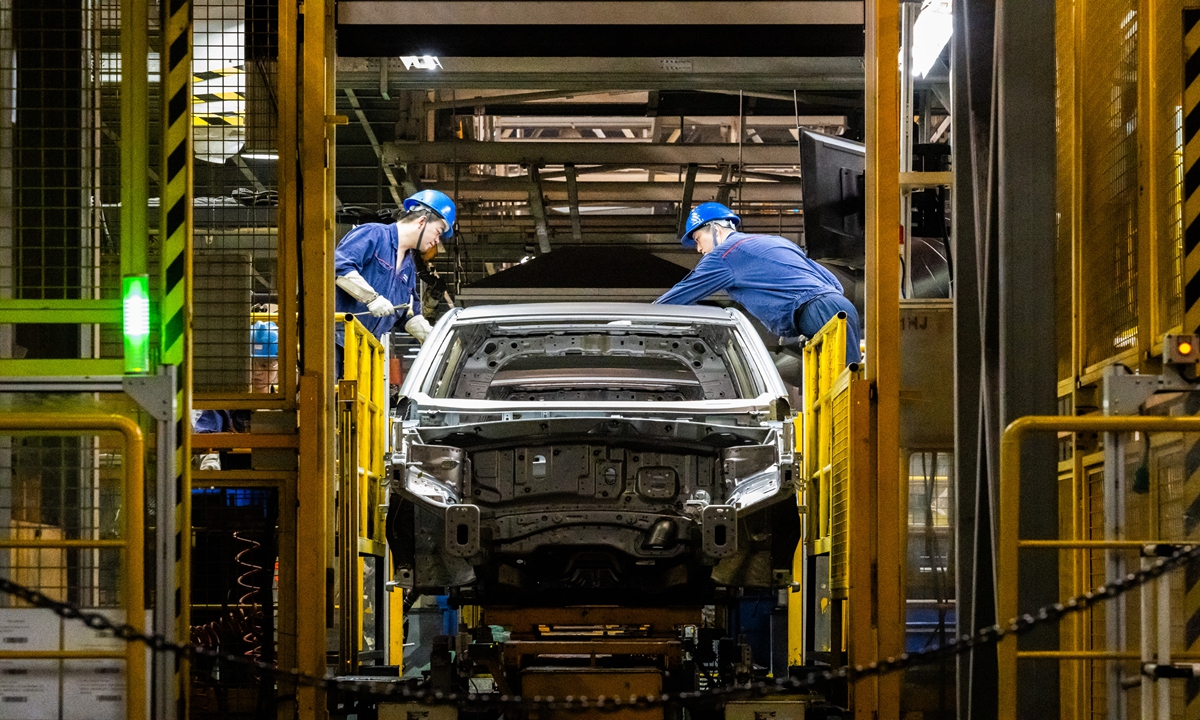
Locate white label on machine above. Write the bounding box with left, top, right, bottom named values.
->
left=61, top=660, right=124, bottom=720
left=0, top=608, right=61, bottom=652
left=0, top=659, right=60, bottom=720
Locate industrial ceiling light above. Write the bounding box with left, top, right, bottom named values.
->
left=910, top=0, right=952, bottom=78
left=241, top=152, right=278, bottom=161
left=401, top=55, right=442, bottom=71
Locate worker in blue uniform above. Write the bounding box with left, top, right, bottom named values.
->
left=655, top=202, right=862, bottom=364
left=334, top=190, right=457, bottom=375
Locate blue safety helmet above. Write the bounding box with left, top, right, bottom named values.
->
left=680, top=202, right=740, bottom=246
left=250, top=321, right=278, bottom=358
left=403, top=190, right=457, bottom=240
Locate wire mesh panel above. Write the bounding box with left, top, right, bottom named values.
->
left=1157, top=447, right=1190, bottom=720
left=0, top=434, right=126, bottom=608
left=1085, top=463, right=1106, bottom=719
left=192, top=0, right=282, bottom=399
left=1056, top=0, right=1076, bottom=382
left=1155, top=0, right=1185, bottom=336
left=0, top=1, right=131, bottom=362
left=0, top=0, right=167, bottom=372
left=1080, top=0, right=1140, bottom=368
left=828, top=383, right=850, bottom=595
left=189, top=487, right=278, bottom=720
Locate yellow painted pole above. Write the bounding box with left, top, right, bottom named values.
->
left=864, top=0, right=902, bottom=717
left=1136, top=0, right=1160, bottom=369
left=296, top=0, right=337, bottom=712
left=274, top=2, right=299, bottom=712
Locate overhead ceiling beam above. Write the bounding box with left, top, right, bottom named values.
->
left=423, top=179, right=804, bottom=203
left=426, top=89, right=611, bottom=111
left=339, top=2, right=864, bottom=25
left=337, top=56, right=865, bottom=93
left=703, top=88, right=863, bottom=110
left=384, top=141, right=803, bottom=166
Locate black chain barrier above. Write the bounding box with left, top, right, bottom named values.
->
left=2, top=541, right=1198, bottom=712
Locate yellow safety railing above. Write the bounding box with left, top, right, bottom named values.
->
left=802, top=312, right=846, bottom=553
left=335, top=313, right=394, bottom=673
left=791, top=312, right=866, bottom=667
left=0, top=414, right=146, bottom=720
left=997, top=414, right=1200, bottom=720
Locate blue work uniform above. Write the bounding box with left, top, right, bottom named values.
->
left=654, top=232, right=862, bottom=362
left=334, top=222, right=422, bottom=344
left=334, top=222, right=423, bottom=379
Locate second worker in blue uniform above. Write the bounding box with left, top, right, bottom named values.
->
left=655, top=202, right=862, bottom=364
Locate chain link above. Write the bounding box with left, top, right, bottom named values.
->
left=2, top=541, right=1197, bottom=711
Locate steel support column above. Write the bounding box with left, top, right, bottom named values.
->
left=997, top=0, right=1059, bottom=714
left=950, top=1, right=991, bottom=718
left=953, top=0, right=1059, bottom=717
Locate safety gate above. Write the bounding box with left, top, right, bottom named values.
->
left=0, top=414, right=146, bottom=720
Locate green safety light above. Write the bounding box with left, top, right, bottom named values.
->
left=122, top=274, right=151, bottom=374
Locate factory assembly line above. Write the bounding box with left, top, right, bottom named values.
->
left=6, top=2, right=1196, bottom=720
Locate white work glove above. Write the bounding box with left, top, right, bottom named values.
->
left=367, top=295, right=396, bottom=317
left=405, top=314, right=433, bottom=343
left=336, top=270, right=381, bottom=304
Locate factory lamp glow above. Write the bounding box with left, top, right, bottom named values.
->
left=911, top=0, right=952, bottom=78
left=123, top=274, right=151, bottom=374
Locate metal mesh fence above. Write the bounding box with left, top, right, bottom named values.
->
left=1085, top=464, right=1106, bottom=718
left=0, top=0, right=165, bottom=365
left=1155, top=0, right=1185, bottom=336
left=192, top=0, right=282, bottom=398
left=1080, top=0, right=1140, bottom=369
left=1157, top=449, right=1189, bottom=720
left=1056, top=0, right=1075, bottom=382
left=0, top=434, right=125, bottom=609
left=189, top=486, right=278, bottom=720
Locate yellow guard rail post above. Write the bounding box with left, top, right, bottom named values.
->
left=0, top=414, right=146, bottom=720
left=793, top=312, right=869, bottom=673
left=997, top=414, right=1200, bottom=720
left=802, top=310, right=849, bottom=554
left=335, top=314, right=392, bottom=673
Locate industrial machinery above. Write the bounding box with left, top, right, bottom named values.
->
left=383, top=303, right=807, bottom=717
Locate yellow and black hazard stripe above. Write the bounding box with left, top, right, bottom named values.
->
left=1188, top=7, right=1200, bottom=336
left=192, top=65, right=244, bottom=128
left=192, top=63, right=244, bottom=84
left=193, top=91, right=245, bottom=104
left=193, top=112, right=245, bottom=127
left=160, top=0, right=192, bottom=715
left=1183, top=7, right=1200, bottom=719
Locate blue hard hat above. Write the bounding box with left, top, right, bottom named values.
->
left=681, top=202, right=740, bottom=246
left=250, top=321, right=278, bottom=358
left=403, top=189, right=457, bottom=240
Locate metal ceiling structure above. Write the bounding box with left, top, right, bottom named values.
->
left=326, top=0, right=947, bottom=292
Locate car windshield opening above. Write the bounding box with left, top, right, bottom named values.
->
left=420, top=322, right=764, bottom=402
